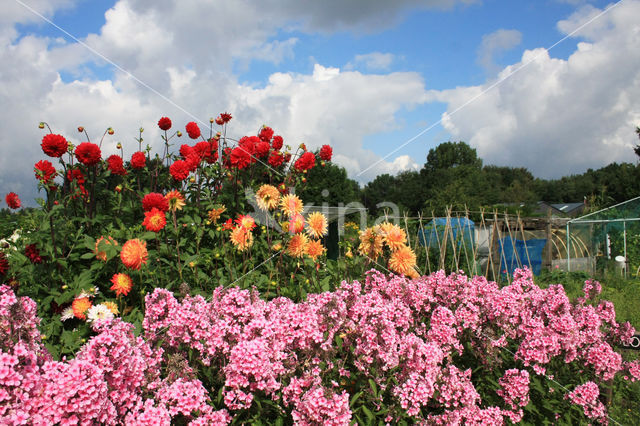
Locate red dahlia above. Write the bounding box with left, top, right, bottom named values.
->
left=294, top=151, right=316, bottom=171
left=107, top=155, right=127, bottom=175
left=185, top=154, right=200, bottom=172
left=230, top=147, right=251, bottom=169
left=185, top=122, right=201, bottom=139
left=268, top=151, right=284, bottom=167
left=41, top=134, right=68, bottom=158
left=194, top=140, right=218, bottom=164
left=142, top=208, right=167, bottom=232
left=142, top=192, right=169, bottom=212
left=75, top=142, right=102, bottom=166
left=34, top=160, right=57, bottom=185
left=169, top=160, right=189, bottom=181
left=255, top=141, right=270, bottom=158
left=158, top=116, right=172, bottom=131
left=130, top=151, right=146, bottom=169
left=179, top=144, right=193, bottom=159
left=259, top=126, right=274, bottom=142
left=319, top=144, right=333, bottom=161
left=271, top=135, right=283, bottom=151
left=5, top=192, right=21, bottom=209
left=220, top=112, right=232, bottom=123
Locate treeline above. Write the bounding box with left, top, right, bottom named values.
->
left=300, top=141, right=640, bottom=216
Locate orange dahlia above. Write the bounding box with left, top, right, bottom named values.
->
left=358, top=227, right=383, bottom=260
left=289, top=213, right=305, bottom=234
left=280, top=194, right=304, bottom=217
left=110, top=273, right=133, bottom=296
left=120, top=239, right=148, bottom=270
left=388, top=245, right=417, bottom=276
left=287, top=233, right=308, bottom=258
left=306, top=212, right=328, bottom=238
left=165, top=190, right=186, bottom=211
left=72, top=297, right=92, bottom=320
left=230, top=226, right=253, bottom=251
left=256, top=184, right=280, bottom=210
left=142, top=208, right=167, bottom=232
left=378, top=222, right=407, bottom=252
left=305, top=239, right=326, bottom=260
left=94, top=236, right=118, bottom=262
left=208, top=205, right=226, bottom=223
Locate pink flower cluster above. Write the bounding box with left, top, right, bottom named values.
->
left=1, top=266, right=637, bottom=424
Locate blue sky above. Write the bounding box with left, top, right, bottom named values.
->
left=2, top=0, right=639, bottom=206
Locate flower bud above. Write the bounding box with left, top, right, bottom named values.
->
left=139, top=127, right=144, bottom=133
left=115, top=185, right=122, bottom=193
left=209, top=117, right=214, bottom=123
left=38, top=122, right=45, bottom=129
left=77, top=126, right=84, bottom=132
left=108, top=127, right=114, bottom=135
left=177, top=131, right=182, bottom=137
left=189, top=177, right=196, bottom=183
left=116, top=142, right=122, bottom=149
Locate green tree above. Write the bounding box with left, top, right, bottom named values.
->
left=299, top=162, right=360, bottom=206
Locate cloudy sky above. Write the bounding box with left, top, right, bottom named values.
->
left=2, top=0, right=639, bottom=206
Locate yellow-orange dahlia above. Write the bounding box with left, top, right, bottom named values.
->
left=230, top=226, right=253, bottom=251
left=120, top=239, right=148, bottom=270
left=256, top=184, right=280, bottom=210
left=103, top=301, right=119, bottom=315
left=306, top=212, right=328, bottom=239
left=305, top=239, right=326, bottom=261
left=388, top=245, right=417, bottom=276
left=378, top=222, right=407, bottom=252
left=110, top=273, right=133, bottom=296
left=280, top=194, right=303, bottom=217
left=72, top=297, right=92, bottom=320
left=165, top=190, right=186, bottom=211
left=142, top=208, right=167, bottom=232
left=287, top=233, right=308, bottom=258
left=94, top=236, right=118, bottom=262
left=358, top=227, right=383, bottom=260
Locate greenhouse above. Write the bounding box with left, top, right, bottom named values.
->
left=567, top=196, right=640, bottom=277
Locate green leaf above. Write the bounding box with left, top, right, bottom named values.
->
left=368, top=379, right=378, bottom=397
left=362, top=406, right=374, bottom=421
left=80, top=252, right=96, bottom=260
left=350, top=391, right=363, bottom=407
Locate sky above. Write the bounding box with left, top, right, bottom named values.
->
left=1, top=0, right=640, bottom=206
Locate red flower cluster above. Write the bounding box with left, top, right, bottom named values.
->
left=169, top=160, right=189, bottom=181
left=142, top=192, right=169, bottom=212
left=294, top=152, right=316, bottom=171
left=319, top=145, right=332, bottom=161
left=220, top=112, right=232, bottom=123
left=255, top=141, right=270, bottom=158
left=272, top=135, right=283, bottom=151
left=41, top=134, right=68, bottom=158
left=131, top=151, right=146, bottom=169
left=75, top=142, right=102, bottom=166
left=34, top=160, right=57, bottom=186
left=185, top=122, right=201, bottom=139
left=5, top=192, right=21, bottom=209
left=25, top=244, right=43, bottom=264
left=107, top=155, right=127, bottom=175
left=158, top=117, right=172, bottom=131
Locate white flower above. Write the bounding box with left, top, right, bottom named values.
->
left=86, top=304, right=114, bottom=323
left=60, top=307, right=74, bottom=321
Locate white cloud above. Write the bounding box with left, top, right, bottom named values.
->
left=345, top=52, right=395, bottom=71
left=429, top=0, right=640, bottom=179
left=0, top=0, right=434, bottom=205
left=476, top=29, right=522, bottom=75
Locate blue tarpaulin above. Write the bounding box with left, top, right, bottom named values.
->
left=418, top=218, right=475, bottom=248
left=499, top=238, right=547, bottom=276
